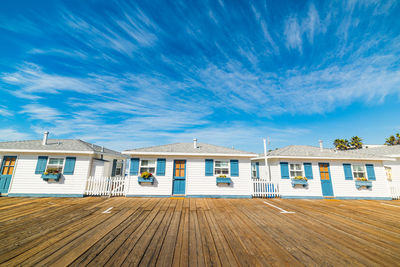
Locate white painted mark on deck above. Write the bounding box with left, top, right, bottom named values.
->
left=102, top=207, right=113, bottom=213
left=264, top=201, right=295, bottom=214
left=381, top=203, right=400, bottom=208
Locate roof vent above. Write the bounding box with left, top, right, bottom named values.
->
left=193, top=138, right=198, bottom=149
left=319, top=140, right=323, bottom=152
left=42, top=131, right=49, bottom=145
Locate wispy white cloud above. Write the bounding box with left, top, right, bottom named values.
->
left=20, top=104, right=62, bottom=122
left=284, top=16, right=302, bottom=52
left=0, top=129, right=32, bottom=141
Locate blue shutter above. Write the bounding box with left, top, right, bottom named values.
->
left=230, top=160, right=239, bottom=177
left=130, top=158, right=139, bottom=175
left=205, top=159, right=213, bottom=176
left=366, top=164, right=376, bottom=180
left=303, top=163, right=313, bottom=179
left=280, top=162, right=289, bottom=179
left=111, top=159, right=117, bottom=177
left=35, top=156, right=48, bottom=174
left=63, top=157, right=76, bottom=175
left=343, top=164, right=353, bottom=180
left=256, top=162, right=260, bottom=179
left=156, top=158, right=166, bottom=176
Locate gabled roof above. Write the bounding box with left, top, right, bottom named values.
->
left=123, top=142, right=257, bottom=157
left=0, top=139, right=123, bottom=156
left=252, top=145, right=393, bottom=161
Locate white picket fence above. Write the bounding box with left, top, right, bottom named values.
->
left=252, top=179, right=280, bottom=198
left=85, top=176, right=126, bottom=196
left=390, top=183, right=400, bottom=200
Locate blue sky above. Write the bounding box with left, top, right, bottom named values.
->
left=0, top=0, right=399, bottom=152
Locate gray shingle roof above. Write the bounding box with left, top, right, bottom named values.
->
left=0, top=139, right=122, bottom=156
left=124, top=142, right=256, bottom=156
left=358, top=145, right=400, bottom=157
left=263, top=145, right=391, bottom=160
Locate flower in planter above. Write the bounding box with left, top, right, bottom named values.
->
left=141, top=171, right=153, bottom=179
left=293, top=176, right=307, bottom=181
left=45, top=168, right=59, bottom=174
left=218, top=175, right=227, bottom=178
left=356, top=177, right=367, bottom=181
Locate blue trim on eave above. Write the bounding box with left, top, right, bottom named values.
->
left=335, top=196, right=392, bottom=200
left=281, top=196, right=323, bottom=199
left=8, top=193, right=84, bottom=198
left=126, top=194, right=171, bottom=198
left=187, top=195, right=252, bottom=199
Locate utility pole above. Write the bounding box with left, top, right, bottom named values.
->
left=263, top=138, right=271, bottom=181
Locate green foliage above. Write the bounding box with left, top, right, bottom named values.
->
left=218, top=175, right=227, bottom=178
left=385, top=133, right=400, bottom=145
left=350, top=136, right=363, bottom=149
left=334, top=136, right=363, bottom=150
left=333, top=139, right=350, bottom=150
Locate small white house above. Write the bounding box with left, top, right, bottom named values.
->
left=122, top=139, right=257, bottom=198
left=0, top=132, right=125, bottom=197
left=251, top=144, right=394, bottom=200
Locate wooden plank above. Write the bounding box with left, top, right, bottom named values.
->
left=40, top=200, right=144, bottom=266
left=195, top=198, right=221, bottom=266
left=122, top=198, right=172, bottom=266
left=155, top=199, right=183, bottom=267
left=172, top=198, right=189, bottom=267
left=90, top=198, right=165, bottom=266
left=139, top=199, right=177, bottom=266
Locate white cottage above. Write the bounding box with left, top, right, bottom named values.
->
left=251, top=144, right=393, bottom=200
left=122, top=140, right=257, bottom=198
left=0, top=132, right=125, bottom=197
left=357, top=145, right=400, bottom=197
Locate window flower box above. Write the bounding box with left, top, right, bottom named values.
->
left=355, top=180, right=372, bottom=189
left=41, top=173, right=61, bottom=181
left=291, top=176, right=308, bottom=187
left=216, top=176, right=232, bottom=185
left=138, top=171, right=154, bottom=184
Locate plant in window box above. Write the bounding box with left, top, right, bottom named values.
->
left=216, top=175, right=231, bottom=185
left=41, top=168, right=61, bottom=181
left=291, top=176, right=308, bottom=187
left=355, top=177, right=372, bottom=189
left=138, top=171, right=155, bottom=184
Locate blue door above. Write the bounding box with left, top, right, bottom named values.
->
left=319, top=163, right=334, bottom=197
left=0, top=156, right=17, bottom=194
left=172, top=160, right=186, bottom=195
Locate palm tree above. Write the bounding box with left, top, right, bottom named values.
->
left=334, top=139, right=349, bottom=150
left=396, top=133, right=400, bottom=144
left=385, top=135, right=396, bottom=146
left=350, top=136, right=363, bottom=149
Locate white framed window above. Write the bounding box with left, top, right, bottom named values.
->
left=385, top=166, right=392, bottom=181
left=251, top=163, right=257, bottom=178
left=289, top=163, right=303, bottom=178
left=115, top=160, right=124, bottom=176
left=140, top=159, right=156, bottom=174
left=353, top=165, right=366, bottom=179
left=47, top=158, right=64, bottom=173
left=215, top=160, right=229, bottom=175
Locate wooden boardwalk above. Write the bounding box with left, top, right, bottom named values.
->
left=0, top=197, right=399, bottom=266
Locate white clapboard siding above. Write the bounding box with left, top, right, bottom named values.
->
left=252, top=179, right=280, bottom=198
left=85, top=176, right=126, bottom=196
left=390, top=183, right=400, bottom=200
left=9, top=154, right=90, bottom=195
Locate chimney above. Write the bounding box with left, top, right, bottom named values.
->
left=319, top=140, right=323, bottom=151
left=42, top=131, right=49, bottom=145
left=193, top=138, right=198, bottom=149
